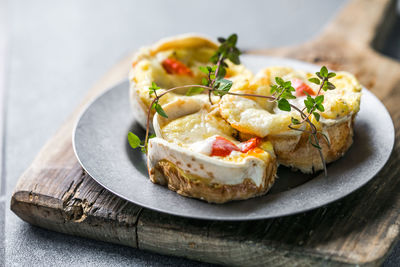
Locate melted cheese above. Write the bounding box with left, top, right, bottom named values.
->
left=188, top=136, right=216, bottom=155
left=161, top=106, right=237, bottom=145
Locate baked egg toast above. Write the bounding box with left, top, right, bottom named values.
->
left=219, top=66, right=362, bottom=173
left=148, top=97, right=277, bottom=203
left=129, top=34, right=252, bottom=129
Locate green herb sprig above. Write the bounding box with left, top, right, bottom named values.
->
left=128, top=33, right=336, bottom=176
left=128, top=131, right=156, bottom=153
left=187, top=34, right=240, bottom=103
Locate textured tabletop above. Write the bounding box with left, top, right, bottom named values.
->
left=1, top=0, right=400, bottom=266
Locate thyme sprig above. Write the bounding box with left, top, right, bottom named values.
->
left=187, top=33, right=240, bottom=103
left=128, top=33, right=336, bottom=176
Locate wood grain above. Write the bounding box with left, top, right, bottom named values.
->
left=10, top=0, right=400, bottom=265
left=11, top=55, right=142, bottom=248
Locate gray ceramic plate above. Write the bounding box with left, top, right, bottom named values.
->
left=73, top=55, right=394, bottom=221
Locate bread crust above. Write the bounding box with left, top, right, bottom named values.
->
left=149, top=158, right=277, bottom=204
left=269, top=116, right=354, bottom=173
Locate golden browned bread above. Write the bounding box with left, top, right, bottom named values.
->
left=150, top=158, right=277, bottom=204
left=268, top=116, right=354, bottom=173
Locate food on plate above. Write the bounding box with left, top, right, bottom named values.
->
left=147, top=97, right=277, bottom=203
left=128, top=34, right=252, bottom=129
left=219, top=66, right=362, bottom=173
left=127, top=33, right=362, bottom=203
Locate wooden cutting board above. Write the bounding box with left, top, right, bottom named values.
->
left=11, top=0, right=400, bottom=265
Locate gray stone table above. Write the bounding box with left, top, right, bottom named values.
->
left=1, top=0, right=399, bottom=266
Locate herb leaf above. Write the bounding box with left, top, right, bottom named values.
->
left=320, top=66, right=328, bottom=78
left=149, top=82, right=161, bottom=96
left=228, top=47, right=240, bottom=64
left=270, top=84, right=278, bottom=94
left=199, top=66, right=209, bottom=74
left=315, top=95, right=324, bottom=104
left=327, top=81, right=336, bottom=90
left=211, top=33, right=241, bottom=65
left=281, top=90, right=296, bottom=99
left=316, top=103, right=325, bottom=112
left=227, top=33, right=238, bottom=45
left=327, top=72, right=336, bottom=78
left=304, top=96, right=314, bottom=113
left=128, top=132, right=141, bottom=149
left=278, top=98, right=291, bottom=111
left=313, top=112, right=321, bottom=121
left=308, top=77, right=320, bottom=85
left=153, top=103, right=168, bottom=118
left=213, top=78, right=232, bottom=95
left=216, top=66, right=227, bottom=79
left=291, top=117, right=300, bottom=124
left=311, top=142, right=322, bottom=149
left=275, top=77, right=284, bottom=86
left=217, top=37, right=226, bottom=43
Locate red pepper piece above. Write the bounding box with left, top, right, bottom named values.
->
left=211, top=136, right=240, bottom=157
left=161, top=58, right=193, bottom=76
left=239, top=137, right=262, bottom=153
left=292, top=78, right=315, bottom=96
